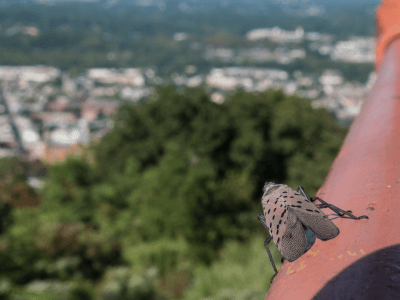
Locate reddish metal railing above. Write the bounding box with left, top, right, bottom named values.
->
left=265, top=1, right=400, bottom=299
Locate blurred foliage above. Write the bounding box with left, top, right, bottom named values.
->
left=0, top=157, right=39, bottom=208
left=0, top=86, right=347, bottom=299
left=184, top=235, right=281, bottom=300
left=95, top=267, right=168, bottom=300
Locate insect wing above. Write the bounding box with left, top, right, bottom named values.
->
left=283, top=187, right=339, bottom=241
left=261, top=190, right=308, bottom=262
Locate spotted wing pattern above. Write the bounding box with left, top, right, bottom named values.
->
left=282, top=185, right=339, bottom=241
left=261, top=185, right=307, bottom=261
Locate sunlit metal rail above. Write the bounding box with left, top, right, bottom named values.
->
left=265, top=0, right=400, bottom=299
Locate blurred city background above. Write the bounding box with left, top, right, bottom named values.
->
left=0, top=0, right=379, bottom=299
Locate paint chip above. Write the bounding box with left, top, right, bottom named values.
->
left=307, top=249, right=320, bottom=257
left=360, top=249, right=365, bottom=254
left=338, top=255, right=343, bottom=258
left=285, top=263, right=296, bottom=275
left=347, top=251, right=357, bottom=256
left=297, top=261, right=306, bottom=272
left=286, top=264, right=295, bottom=275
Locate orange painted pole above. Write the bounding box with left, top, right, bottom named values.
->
left=265, top=1, right=400, bottom=299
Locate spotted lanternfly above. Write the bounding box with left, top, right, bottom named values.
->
left=258, top=182, right=368, bottom=283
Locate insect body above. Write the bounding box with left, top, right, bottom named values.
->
left=258, top=182, right=368, bottom=283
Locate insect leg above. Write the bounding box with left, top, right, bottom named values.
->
left=264, top=236, right=279, bottom=283
left=298, top=186, right=311, bottom=200
left=258, top=216, right=279, bottom=282
left=312, top=197, right=369, bottom=220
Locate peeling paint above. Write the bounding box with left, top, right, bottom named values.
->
left=360, top=249, right=365, bottom=254
left=296, top=261, right=306, bottom=272
left=307, top=249, right=320, bottom=257
left=347, top=251, right=357, bottom=256
left=286, top=270, right=295, bottom=275
left=338, top=255, right=343, bottom=258
left=286, top=263, right=295, bottom=275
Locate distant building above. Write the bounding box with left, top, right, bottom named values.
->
left=246, top=26, right=304, bottom=43
left=173, top=32, right=189, bottom=42
left=0, top=141, right=19, bottom=159
left=62, top=74, right=77, bottom=94
left=186, top=75, right=203, bottom=88
left=331, top=37, right=375, bottom=63
left=206, top=70, right=238, bottom=90
left=31, top=142, right=82, bottom=164
left=0, top=66, right=61, bottom=83
left=87, top=68, right=145, bottom=87
left=22, top=26, right=40, bottom=36
left=81, top=99, right=118, bottom=121
left=45, top=96, right=70, bottom=112
left=31, top=112, right=77, bottom=127
left=319, top=70, right=343, bottom=86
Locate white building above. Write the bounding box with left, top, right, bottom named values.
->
left=87, top=68, right=145, bottom=87
left=246, top=26, right=304, bottom=43
left=0, top=66, right=61, bottom=83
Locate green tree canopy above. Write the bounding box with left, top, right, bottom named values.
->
left=86, top=86, right=346, bottom=262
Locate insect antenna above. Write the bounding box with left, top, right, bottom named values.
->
left=297, top=186, right=310, bottom=200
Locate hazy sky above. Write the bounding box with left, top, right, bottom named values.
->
left=270, top=0, right=379, bottom=4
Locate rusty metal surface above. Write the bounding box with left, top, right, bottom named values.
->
left=264, top=38, right=400, bottom=300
